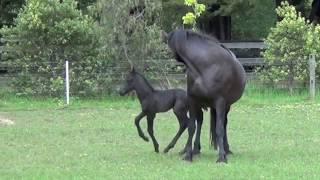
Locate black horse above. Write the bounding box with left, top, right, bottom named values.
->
left=119, top=68, right=190, bottom=153
left=163, top=29, right=246, bottom=163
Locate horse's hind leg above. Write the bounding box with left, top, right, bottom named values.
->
left=224, top=106, right=232, bottom=155
left=183, top=98, right=197, bottom=162
left=163, top=107, right=188, bottom=153
left=212, top=106, right=231, bottom=154
left=211, top=108, right=218, bottom=150
left=214, top=98, right=227, bottom=163
left=147, top=113, right=159, bottom=153
left=192, top=109, right=203, bottom=155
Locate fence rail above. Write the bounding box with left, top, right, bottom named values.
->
left=0, top=41, right=266, bottom=66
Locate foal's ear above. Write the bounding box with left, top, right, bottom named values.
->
left=130, top=66, right=136, bottom=73
left=161, top=30, right=168, bottom=43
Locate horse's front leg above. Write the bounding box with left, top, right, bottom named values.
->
left=192, top=109, right=203, bottom=155
left=147, top=113, right=159, bottom=153
left=135, top=112, right=149, bottom=142
left=183, top=98, right=197, bottom=162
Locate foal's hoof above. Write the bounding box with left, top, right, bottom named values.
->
left=216, top=156, right=228, bottom=163
left=142, top=136, right=149, bottom=142
left=179, top=148, right=187, bottom=155
left=163, top=147, right=170, bottom=154
left=226, top=150, right=233, bottom=156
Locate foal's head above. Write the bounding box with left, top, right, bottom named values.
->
left=119, top=67, right=138, bottom=96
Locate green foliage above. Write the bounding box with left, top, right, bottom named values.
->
left=0, top=0, right=105, bottom=96
left=95, top=0, right=170, bottom=83
left=232, top=0, right=277, bottom=40
left=0, top=0, right=25, bottom=27
left=163, top=0, right=269, bottom=39
left=261, top=1, right=320, bottom=92
left=182, top=0, right=206, bottom=29
left=210, top=0, right=257, bottom=16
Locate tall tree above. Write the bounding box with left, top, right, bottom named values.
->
left=0, top=0, right=25, bottom=28
left=163, top=0, right=258, bottom=40
left=94, top=0, right=169, bottom=75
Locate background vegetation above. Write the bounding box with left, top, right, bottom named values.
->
left=0, top=0, right=319, bottom=96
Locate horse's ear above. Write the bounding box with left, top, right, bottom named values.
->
left=161, top=30, right=168, bottom=43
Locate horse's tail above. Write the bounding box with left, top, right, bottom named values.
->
left=210, top=108, right=218, bottom=150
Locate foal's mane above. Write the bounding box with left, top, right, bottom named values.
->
left=135, top=71, right=155, bottom=92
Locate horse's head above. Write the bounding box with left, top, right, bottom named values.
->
left=119, top=67, right=137, bottom=96
left=161, top=30, right=176, bottom=47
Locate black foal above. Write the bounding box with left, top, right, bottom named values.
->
left=119, top=68, right=190, bottom=153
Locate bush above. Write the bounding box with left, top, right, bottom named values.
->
left=0, top=0, right=106, bottom=96
left=260, top=1, right=320, bottom=93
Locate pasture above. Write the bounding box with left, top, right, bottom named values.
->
left=1, top=90, right=320, bottom=179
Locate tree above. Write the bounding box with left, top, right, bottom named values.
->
left=94, top=0, right=171, bottom=86
left=182, top=0, right=206, bottom=29
left=163, top=0, right=259, bottom=39
left=261, top=1, right=320, bottom=93
left=0, top=0, right=104, bottom=96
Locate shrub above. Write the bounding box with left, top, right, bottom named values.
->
left=261, top=1, right=320, bottom=93
left=0, top=0, right=106, bottom=96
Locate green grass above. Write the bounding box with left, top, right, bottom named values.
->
left=1, top=90, right=320, bottom=179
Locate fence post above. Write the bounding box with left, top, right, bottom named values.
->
left=65, top=60, right=70, bottom=105
left=309, top=54, right=316, bottom=100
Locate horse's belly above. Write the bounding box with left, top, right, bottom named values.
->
left=187, top=73, right=245, bottom=104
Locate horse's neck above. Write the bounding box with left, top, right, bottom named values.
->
left=134, top=78, right=154, bottom=102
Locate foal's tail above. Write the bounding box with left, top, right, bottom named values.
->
left=210, top=109, right=218, bottom=150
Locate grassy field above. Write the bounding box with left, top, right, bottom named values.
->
left=1, top=90, right=320, bottom=179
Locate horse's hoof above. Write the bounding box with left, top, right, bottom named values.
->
left=183, top=155, right=193, bottom=162
left=192, top=149, right=201, bottom=156
left=216, top=156, right=228, bottom=163
left=163, top=148, right=169, bottom=154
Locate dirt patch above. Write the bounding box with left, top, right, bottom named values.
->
left=0, top=117, right=15, bottom=126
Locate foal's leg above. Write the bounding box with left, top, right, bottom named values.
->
left=135, top=112, right=149, bottom=142
left=215, top=98, right=227, bottom=163
left=163, top=107, right=188, bottom=153
left=192, top=109, right=203, bottom=155
left=147, top=113, right=159, bottom=153
left=183, top=98, right=197, bottom=162
left=224, top=106, right=232, bottom=155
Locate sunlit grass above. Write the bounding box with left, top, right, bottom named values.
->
left=0, top=88, right=320, bottom=179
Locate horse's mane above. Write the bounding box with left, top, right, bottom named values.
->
left=184, top=30, right=235, bottom=57
left=185, top=30, right=220, bottom=43
left=135, top=71, right=155, bottom=92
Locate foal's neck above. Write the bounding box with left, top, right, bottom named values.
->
left=134, top=76, right=154, bottom=102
